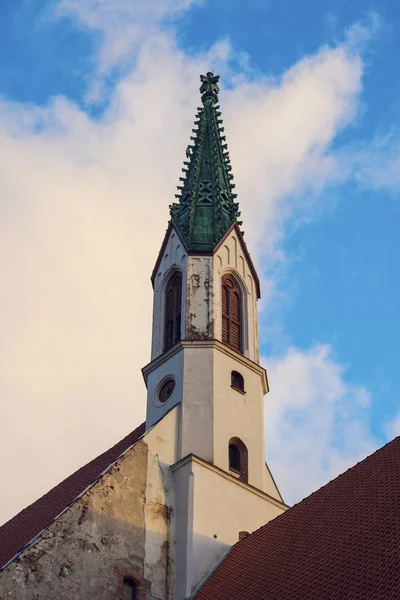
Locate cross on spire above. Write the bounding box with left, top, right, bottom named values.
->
left=200, top=72, right=220, bottom=104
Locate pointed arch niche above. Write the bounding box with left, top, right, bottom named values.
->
left=221, top=272, right=248, bottom=354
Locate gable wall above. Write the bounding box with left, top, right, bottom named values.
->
left=213, top=229, right=259, bottom=363
left=0, top=438, right=172, bottom=600
left=172, top=456, right=287, bottom=598
left=191, top=459, right=285, bottom=591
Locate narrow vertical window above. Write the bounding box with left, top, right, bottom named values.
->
left=228, top=437, right=248, bottom=483
left=164, top=271, right=182, bottom=351
left=222, top=275, right=242, bottom=352
left=229, top=444, right=241, bottom=471
left=122, top=577, right=137, bottom=600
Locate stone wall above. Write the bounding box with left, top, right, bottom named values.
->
left=0, top=438, right=171, bottom=600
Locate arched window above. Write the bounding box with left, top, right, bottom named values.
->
left=222, top=274, right=242, bottom=352
left=231, top=370, right=245, bottom=392
left=164, top=271, right=182, bottom=351
left=228, top=437, right=248, bottom=483
left=122, top=577, right=137, bottom=600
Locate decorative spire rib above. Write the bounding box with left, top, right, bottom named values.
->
left=169, top=72, right=242, bottom=252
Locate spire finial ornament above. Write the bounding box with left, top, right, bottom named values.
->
left=200, top=72, right=220, bottom=104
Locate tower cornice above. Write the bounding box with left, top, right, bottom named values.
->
left=171, top=454, right=288, bottom=509
left=142, top=339, right=269, bottom=394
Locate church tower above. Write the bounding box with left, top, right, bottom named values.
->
left=142, top=73, right=285, bottom=599
left=0, top=72, right=286, bottom=600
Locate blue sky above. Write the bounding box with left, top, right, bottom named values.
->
left=0, top=0, right=399, bottom=522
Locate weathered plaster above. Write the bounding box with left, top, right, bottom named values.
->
left=0, top=441, right=154, bottom=600
left=144, top=408, right=179, bottom=600
left=186, top=256, right=213, bottom=341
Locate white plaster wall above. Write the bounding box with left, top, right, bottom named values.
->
left=213, top=229, right=259, bottom=363
left=145, top=346, right=184, bottom=430
left=144, top=411, right=283, bottom=600
left=181, top=458, right=286, bottom=596
left=180, top=344, right=214, bottom=463
left=145, top=339, right=279, bottom=497
left=152, top=227, right=188, bottom=360
left=171, top=460, right=194, bottom=600
left=212, top=345, right=280, bottom=498
left=186, top=256, right=213, bottom=340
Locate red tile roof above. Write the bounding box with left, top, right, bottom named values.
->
left=194, top=436, right=400, bottom=600
left=0, top=422, right=145, bottom=570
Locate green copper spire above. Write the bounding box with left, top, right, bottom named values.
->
left=169, top=72, right=242, bottom=252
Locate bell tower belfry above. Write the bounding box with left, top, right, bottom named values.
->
left=142, top=73, right=286, bottom=599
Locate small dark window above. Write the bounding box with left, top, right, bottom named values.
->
left=164, top=271, right=182, bottom=351
left=228, top=437, right=248, bottom=483
left=159, top=378, right=175, bottom=403
left=122, top=577, right=137, bottom=600
left=231, top=370, right=245, bottom=392
left=222, top=274, right=242, bottom=352
left=229, top=444, right=241, bottom=471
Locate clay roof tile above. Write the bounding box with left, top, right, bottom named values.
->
left=194, top=436, right=400, bottom=600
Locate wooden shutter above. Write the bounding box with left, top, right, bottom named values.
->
left=230, top=291, right=241, bottom=351
left=164, top=272, right=182, bottom=351
left=221, top=275, right=242, bottom=352
left=222, top=284, right=229, bottom=345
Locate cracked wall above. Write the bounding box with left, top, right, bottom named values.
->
left=0, top=437, right=173, bottom=600
left=186, top=256, right=213, bottom=340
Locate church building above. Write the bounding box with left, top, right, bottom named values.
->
left=0, top=73, right=399, bottom=600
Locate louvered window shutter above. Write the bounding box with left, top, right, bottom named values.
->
left=230, top=291, right=241, bottom=351
left=222, top=284, right=229, bottom=345
left=164, top=272, right=182, bottom=351
left=221, top=275, right=242, bottom=353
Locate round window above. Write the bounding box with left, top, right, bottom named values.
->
left=159, top=379, right=176, bottom=403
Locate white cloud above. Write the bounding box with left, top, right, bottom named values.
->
left=222, top=41, right=363, bottom=260
left=53, top=0, right=203, bottom=75
left=264, top=344, right=378, bottom=505
left=353, top=133, right=400, bottom=192
left=0, top=6, right=381, bottom=524
left=383, top=411, right=400, bottom=440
